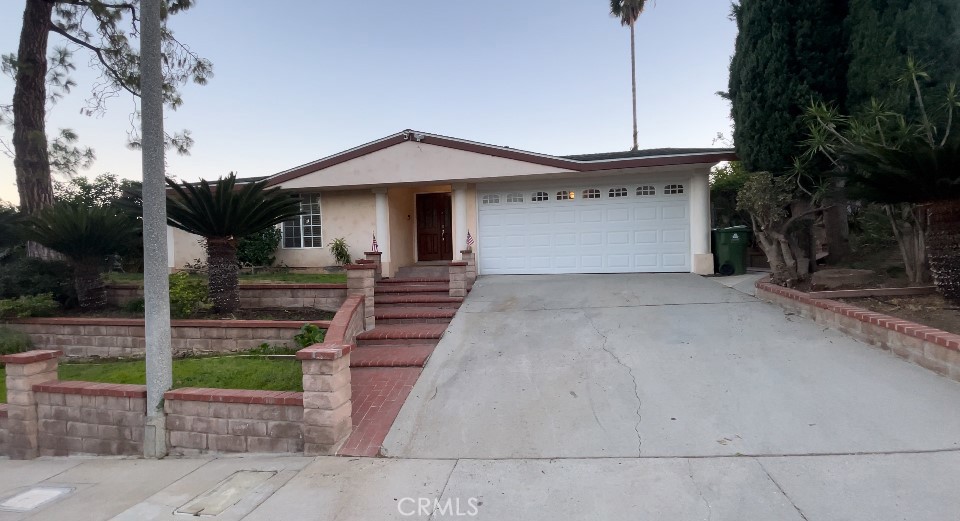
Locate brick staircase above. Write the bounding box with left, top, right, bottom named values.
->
left=340, top=264, right=465, bottom=456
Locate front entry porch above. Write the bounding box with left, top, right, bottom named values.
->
left=373, top=183, right=477, bottom=278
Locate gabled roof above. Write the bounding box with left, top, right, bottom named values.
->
left=264, top=130, right=736, bottom=187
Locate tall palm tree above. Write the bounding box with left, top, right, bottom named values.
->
left=610, top=0, right=649, bottom=151
left=27, top=203, right=140, bottom=309
left=165, top=174, right=302, bottom=312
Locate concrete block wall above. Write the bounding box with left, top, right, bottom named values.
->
left=105, top=284, right=347, bottom=312
left=346, top=265, right=375, bottom=330
left=4, top=318, right=331, bottom=360
left=33, top=381, right=146, bottom=456
left=756, top=281, right=960, bottom=382
left=164, top=389, right=304, bottom=455
left=449, top=262, right=467, bottom=298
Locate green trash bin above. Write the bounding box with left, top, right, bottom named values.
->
left=712, top=225, right=751, bottom=276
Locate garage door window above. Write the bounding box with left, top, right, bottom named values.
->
left=506, top=192, right=524, bottom=203
left=482, top=194, right=500, bottom=205
left=664, top=184, right=684, bottom=195
left=637, top=185, right=656, bottom=196
left=532, top=191, right=549, bottom=202
left=609, top=187, right=628, bottom=198
left=583, top=188, right=601, bottom=199
left=556, top=190, right=574, bottom=200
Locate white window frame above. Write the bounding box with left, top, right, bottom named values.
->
left=282, top=193, right=323, bottom=249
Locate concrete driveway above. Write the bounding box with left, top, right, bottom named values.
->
left=382, top=273, right=960, bottom=459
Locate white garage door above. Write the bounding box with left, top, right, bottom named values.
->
left=477, top=180, right=691, bottom=274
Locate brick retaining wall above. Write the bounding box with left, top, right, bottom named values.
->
left=164, top=388, right=304, bottom=455
left=106, top=283, right=347, bottom=312
left=4, top=317, right=331, bottom=359
left=33, top=381, right=146, bottom=456
left=0, top=404, right=8, bottom=456
left=756, top=280, right=960, bottom=382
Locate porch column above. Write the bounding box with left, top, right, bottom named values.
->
left=373, top=189, right=391, bottom=276
left=452, top=183, right=468, bottom=260
left=689, top=170, right=713, bottom=275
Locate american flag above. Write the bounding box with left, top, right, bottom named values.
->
left=371, top=234, right=379, bottom=252
left=466, top=230, right=474, bottom=247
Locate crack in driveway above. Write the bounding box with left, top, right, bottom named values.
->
left=585, top=311, right=642, bottom=456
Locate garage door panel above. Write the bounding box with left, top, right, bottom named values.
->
left=478, top=180, right=691, bottom=274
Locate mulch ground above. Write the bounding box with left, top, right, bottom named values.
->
left=839, top=294, right=960, bottom=335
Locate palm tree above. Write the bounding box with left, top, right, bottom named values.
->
left=165, top=174, right=302, bottom=312
left=27, top=203, right=140, bottom=309
left=610, top=0, right=649, bottom=151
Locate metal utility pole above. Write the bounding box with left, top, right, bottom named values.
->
left=140, top=0, right=172, bottom=458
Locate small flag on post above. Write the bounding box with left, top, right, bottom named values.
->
left=466, top=230, right=474, bottom=247
left=371, top=233, right=379, bottom=252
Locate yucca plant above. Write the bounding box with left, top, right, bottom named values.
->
left=27, top=203, right=140, bottom=309
left=165, top=173, right=302, bottom=312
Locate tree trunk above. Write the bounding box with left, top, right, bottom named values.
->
left=927, top=199, right=960, bottom=302
left=206, top=236, right=239, bottom=312
left=885, top=204, right=929, bottom=285
left=629, top=22, right=638, bottom=152
left=12, top=1, right=56, bottom=259
left=74, top=262, right=106, bottom=309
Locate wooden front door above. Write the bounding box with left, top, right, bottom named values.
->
left=416, top=193, right=453, bottom=261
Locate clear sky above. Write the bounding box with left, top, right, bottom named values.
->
left=0, top=1, right=736, bottom=205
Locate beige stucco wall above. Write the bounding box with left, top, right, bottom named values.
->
left=170, top=227, right=206, bottom=270
left=275, top=190, right=375, bottom=268
left=387, top=186, right=417, bottom=276
left=276, top=141, right=575, bottom=190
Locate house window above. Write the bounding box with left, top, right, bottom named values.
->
left=609, top=187, right=628, bottom=198
left=482, top=194, right=500, bottom=205
left=583, top=188, right=601, bottom=199
left=282, top=194, right=322, bottom=248
left=506, top=192, right=524, bottom=203
left=637, top=185, right=655, bottom=196
left=556, top=190, right=574, bottom=200
left=664, top=184, right=684, bottom=195
left=532, top=191, right=549, bottom=202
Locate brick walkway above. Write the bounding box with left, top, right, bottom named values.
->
left=339, top=367, right=422, bottom=457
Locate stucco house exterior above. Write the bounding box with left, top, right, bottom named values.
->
left=168, top=130, right=736, bottom=278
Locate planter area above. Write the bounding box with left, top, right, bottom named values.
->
left=3, top=317, right=332, bottom=359
left=756, top=280, right=960, bottom=382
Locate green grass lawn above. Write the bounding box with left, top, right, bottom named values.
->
left=103, top=272, right=346, bottom=285
left=0, top=357, right=303, bottom=403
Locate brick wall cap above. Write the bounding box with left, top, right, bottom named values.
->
left=363, top=251, right=382, bottom=256
left=344, top=264, right=375, bottom=271
left=33, top=380, right=147, bottom=398
left=5, top=317, right=331, bottom=329
left=296, top=343, right=353, bottom=360
left=164, top=387, right=303, bottom=405
left=239, top=283, right=347, bottom=290
left=449, top=261, right=468, bottom=267
left=1, top=349, right=61, bottom=364
left=460, top=248, right=473, bottom=254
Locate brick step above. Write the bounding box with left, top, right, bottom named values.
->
left=378, top=277, right=449, bottom=284
left=375, top=307, right=457, bottom=320
left=349, top=345, right=435, bottom=368
left=374, top=285, right=449, bottom=294
left=374, top=295, right=464, bottom=307
left=356, top=324, right=447, bottom=347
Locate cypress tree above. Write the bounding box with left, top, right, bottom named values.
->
left=846, top=0, right=960, bottom=112
left=727, top=1, right=848, bottom=173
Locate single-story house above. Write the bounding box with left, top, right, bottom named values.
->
left=168, top=130, right=736, bottom=277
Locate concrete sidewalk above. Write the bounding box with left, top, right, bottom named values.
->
left=1, top=452, right=960, bottom=520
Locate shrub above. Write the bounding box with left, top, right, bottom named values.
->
left=169, top=273, right=211, bottom=318
left=237, top=227, right=282, bottom=267
left=124, top=298, right=146, bottom=313
left=293, top=323, right=326, bottom=348
left=0, top=257, right=77, bottom=307
left=0, top=293, right=60, bottom=319
left=0, top=326, right=32, bottom=355
left=328, top=237, right=351, bottom=265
